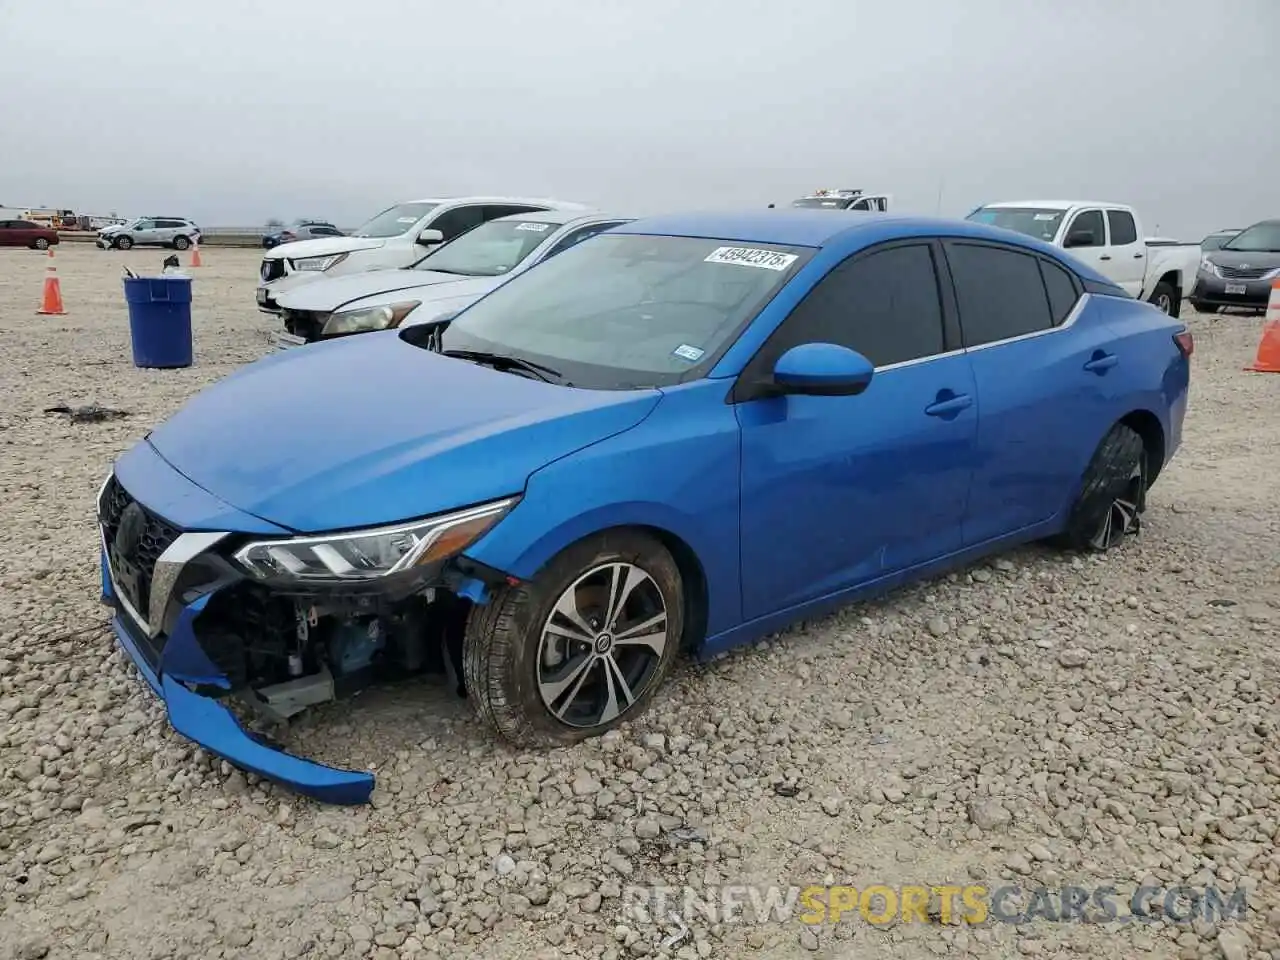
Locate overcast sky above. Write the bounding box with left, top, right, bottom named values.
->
left=1, top=0, right=1276, bottom=239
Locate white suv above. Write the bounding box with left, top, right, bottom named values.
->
left=255, top=195, right=591, bottom=313
left=97, top=217, right=202, bottom=250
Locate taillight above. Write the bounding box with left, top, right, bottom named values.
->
left=1174, top=331, right=1194, bottom=359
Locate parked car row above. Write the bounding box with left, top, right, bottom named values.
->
left=99, top=200, right=1194, bottom=803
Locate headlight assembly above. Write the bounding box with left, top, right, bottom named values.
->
left=232, top=497, right=518, bottom=582
left=321, top=300, right=421, bottom=336
left=292, top=253, right=348, bottom=272
left=1199, top=256, right=1218, bottom=276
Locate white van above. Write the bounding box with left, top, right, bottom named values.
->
left=255, top=195, right=592, bottom=313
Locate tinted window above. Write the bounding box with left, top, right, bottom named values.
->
left=946, top=243, right=1053, bottom=346
left=766, top=244, right=945, bottom=368
left=429, top=205, right=486, bottom=242
left=311, top=226, right=341, bottom=236
left=543, top=221, right=627, bottom=259
left=1107, top=210, right=1138, bottom=245
left=1066, top=210, right=1105, bottom=247
left=483, top=204, right=545, bottom=221
left=1039, top=259, right=1079, bottom=326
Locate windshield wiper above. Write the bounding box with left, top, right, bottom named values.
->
left=441, top=349, right=565, bottom=383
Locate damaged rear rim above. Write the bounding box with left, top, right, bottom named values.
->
left=537, top=562, right=668, bottom=729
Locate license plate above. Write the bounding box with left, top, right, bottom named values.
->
left=1225, top=283, right=1247, bottom=295
left=256, top=288, right=270, bottom=305
left=272, top=332, right=306, bottom=349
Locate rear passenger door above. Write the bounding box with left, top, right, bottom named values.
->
left=736, top=241, right=978, bottom=618
left=942, top=241, right=1117, bottom=543
left=1104, top=208, right=1145, bottom=296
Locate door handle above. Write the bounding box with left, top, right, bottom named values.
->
left=1099, top=255, right=1112, bottom=261
left=1083, top=352, right=1118, bottom=373
left=1133, top=252, right=1144, bottom=258
left=924, top=393, right=973, bottom=417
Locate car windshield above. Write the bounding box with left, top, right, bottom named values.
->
left=791, top=197, right=850, bottom=209
left=413, top=219, right=556, bottom=277
left=427, top=234, right=808, bottom=389
left=351, top=202, right=439, bottom=239
left=1222, top=223, right=1280, bottom=253
left=966, top=206, right=1065, bottom=242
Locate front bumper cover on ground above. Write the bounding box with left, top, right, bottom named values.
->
left=100, top=549, right=375, bottom=805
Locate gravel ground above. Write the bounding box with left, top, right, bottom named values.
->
left=0, top=244, right=1277, bottom=960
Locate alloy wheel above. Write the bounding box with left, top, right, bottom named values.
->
left=1088, top=461, right=1144, bottom=550
left=536, top=561, right=668, bottom=729
left=1154, top=293, right=1173, bottom=314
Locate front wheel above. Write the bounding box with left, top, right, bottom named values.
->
left=463, top=530, right=683, bottom=747
left=114, top=235, right=133, bottom=250
left=173, top=235, right=191, bottom=250
left=1148, top=281, right=1178, bottom=316
left=33, top=238, right=49, bottom=250
left=1052, top=423, right=1147, bottom=552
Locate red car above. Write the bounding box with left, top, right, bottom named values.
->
left=0, top=219, right=60, bottom=250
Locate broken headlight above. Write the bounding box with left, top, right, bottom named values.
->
left=233, top=497, right=518, bottom=582
left=321, top=300, right=420, bottom=337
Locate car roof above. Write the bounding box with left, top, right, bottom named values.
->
left=490, top=210, right=634, bottom=227
left=401, top=196, right=594, bottom=211
left=978, top=200, right=1130, bottom=211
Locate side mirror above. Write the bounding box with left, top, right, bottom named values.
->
left=1064, top=230, right=1095, bottom=248
left=416, top=228, right=443, bottom=246
left=770, top=342, right=874, bottom=397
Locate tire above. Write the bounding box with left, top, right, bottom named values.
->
left=173, top=235, right=190, bottom=250
left=33, top=238, right=49, bottom=250
left=115, top=235, right=133, bottom=250
left=463, top=529, right=684, bottom=748
left=1052, top=423, right=1147, bottom=552
left=1190, top=300, right=1219, bottom=315
left=1148, top=281, right=1178, bottom=316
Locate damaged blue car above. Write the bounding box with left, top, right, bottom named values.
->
left=99, top=211, right=1191, bottom=805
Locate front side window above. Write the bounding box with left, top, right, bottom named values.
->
left=966, top=206, right=1064, bottom=242
left=351, top=202, right=440, bottom=238
left=428, top=234, right=809, bottom=389
left=762, top=244, right=946, bottom=368
left=542, top=221, right=629, bottom=260
left=945, top=242, right=1055, bottom=347
left=1223, top=222, right=1280, bottom=253
left=413, top=219, right=560, bottom=277
left=1065, top=210, right=1106, bottom=248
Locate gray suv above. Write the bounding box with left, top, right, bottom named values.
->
left=97, top=217, right=202, bottom=250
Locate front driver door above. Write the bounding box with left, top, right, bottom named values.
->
left=735, top=241, right=978, bottom=620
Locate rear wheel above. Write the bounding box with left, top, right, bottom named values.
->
left=1052, top=423, right=1147, bottom=552
left=173, top=235, right=191, bottom=250
left=115, top=235, right=133, bottom=250
left=1148, top=282, right=1178, bottom=316
left=33, top=237, right=49, bottom=250
left=463, top=530, right=683, bottom=747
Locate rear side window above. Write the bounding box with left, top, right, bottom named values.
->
left=429, top=205, right=486, bottom=242
left=769, top=243, right=945, bottom=368
left=1107, top=210, right=1138, bottom=245
left=945, top=242, right=1054, bottom=347
left=1038, top=259, right=1080, bottom=325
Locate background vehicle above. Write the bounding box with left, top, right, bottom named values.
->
left=96, top=217, right=202, bottom=250
left=1200, top=228, right=1242, bottom=252
left=966, top=200, right=1200, bottom=315
left=98, top=211, right=1190, bottom=802
left=272, top=211, right=633, bottom=346
left=262, top=220, right=345, bottom=249
left=255, top=195, right=593, bottom=313
left=1190, top=218, right=1280, bottom=314
left=0, top=219, right=60, bottom=249
left=790, top=188, right=892, bottom=211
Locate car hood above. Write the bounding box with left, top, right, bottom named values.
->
left=277, top=270, right=498, bottom=313
left=144, top=332, right=661, bottom=533
left=263, top=236, right=388, bottom=261
left=1208, top=248, right=1280, bottom=269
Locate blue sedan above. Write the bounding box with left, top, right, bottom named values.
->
left=97, top=211, right=1192, bottom=804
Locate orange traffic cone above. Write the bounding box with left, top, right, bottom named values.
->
left=1245, top=281, right=1280, bottom=373
left=36, top=262, right=65, bottom=315
left=189, top=241, right=202, bottom=268
left=47, top=246, right=54, bottom=258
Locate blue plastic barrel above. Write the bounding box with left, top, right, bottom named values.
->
left=123, top=276, right=193, bottom=369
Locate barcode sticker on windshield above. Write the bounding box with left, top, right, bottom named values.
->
left=672, top=344, right=705, bottom=362
left=1033, top=213, right=1057, bottom=220
left=516, top=222, right=550, bottom=232
left=705, top=247, right=798, bottom=271
left=396, top=217, right=418, bottom=223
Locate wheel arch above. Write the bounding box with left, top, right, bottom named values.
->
left=1118, top=408, right=1166, bottom=485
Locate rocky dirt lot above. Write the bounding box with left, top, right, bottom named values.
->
left=0, top=245, right=1277, bottom=960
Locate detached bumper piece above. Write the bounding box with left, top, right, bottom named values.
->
left=101, top=550, right=375, bottom=805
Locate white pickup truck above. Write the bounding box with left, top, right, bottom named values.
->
left=966, top=200, right=1201, bottom=315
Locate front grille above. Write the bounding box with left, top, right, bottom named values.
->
left=99, top=476, right=182, bottom=624
left=1217, top=265, right=1270, bottom=281
left=281, top=309, right=330, bottom=341
left=261, top=258, right=285, bottom=283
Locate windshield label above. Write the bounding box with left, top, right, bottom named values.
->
left=672, top=344, right=705, bottom=362
left=1034, top=213, right=1058, bottom=220
left=516, top=222, right=550, bottom=232
left=704, top=246, right=798, bottom=271
left=396, top=217, right=418, bottom=223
